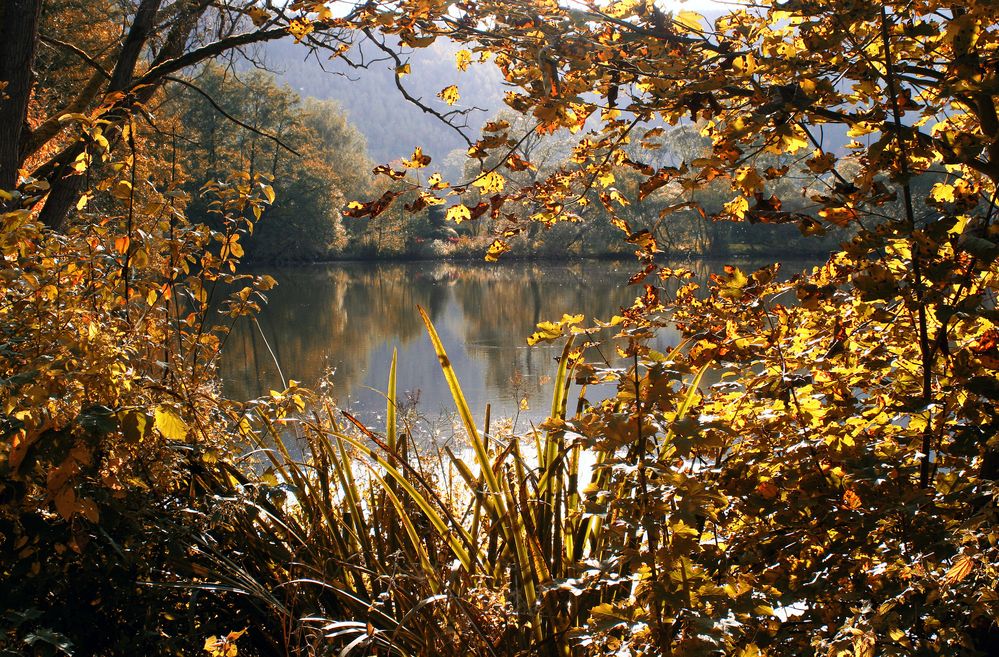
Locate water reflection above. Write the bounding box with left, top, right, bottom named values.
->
left=219, top=259, right=797, bottom=427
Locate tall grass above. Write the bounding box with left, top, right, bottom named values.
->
left=178, top=309, right=709, bottom=657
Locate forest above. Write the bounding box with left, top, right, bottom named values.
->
left=1, top=0, right=998, bottom=656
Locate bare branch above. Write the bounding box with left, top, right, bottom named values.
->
left=362, top=28, right=475, bottom=150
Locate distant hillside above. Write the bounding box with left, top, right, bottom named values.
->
left=259, top=16, right=855, bottom=182
left=261, top=38, right=505, bottom=178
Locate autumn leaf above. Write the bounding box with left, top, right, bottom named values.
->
left=842, top=489, right=862, bottom=510
left=527, top=314, right=584, bottom=345
left=455, top=49, right=472, bottom=71
left=928, top=183, right=955, bottom=204
left=715, top=265, right=748, bottom=300
left=73, top=151, right=91, bottom=173
left=154, top=405, right=187, bottom=441
left=247, top=7, right=270, bottom=26
left=673, top=10, right=704, bottom=32
left=626, top=230, right=658, bottom=254
left=288, top=17, right=313, bottom=42
left=734, top=166, right=764, bottom=195
left=472, top=171, right=505, bottom=194
left=402, top=146, right=431, bottom=169
left=819, top=206, right=858, bottom=226
left=505, top=152, right=535, bottom=172
left=769, top=125, right=809, bottom=154
left=438, top=85, right=460, bottom=106
left=806, top=150, right=837, bottom=174
left=484, top=238, right=510, bottom=262
left=427, top=172, right=449, bottom=190
left=722, top=196, right=750, bottom=220
left=639, top=167, right=680, bottom=201
left=446, top=204, right=472, bottom=224
left=943, top=555, right=975, bottom=585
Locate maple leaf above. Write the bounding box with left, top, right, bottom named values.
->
left=402, top=147, right=431, bottom=169
left=484, top=238, right=510, bottom=261
left=438, top=85, right=460, bottom=106
left=445, top=204, right=471, bottom=224
left=472, top=171, right=505, bottom=194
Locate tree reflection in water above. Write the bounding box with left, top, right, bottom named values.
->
left=220, top=259, right=797, bottom=429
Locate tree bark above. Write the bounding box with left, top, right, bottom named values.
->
left=37, top=0, right=163, bottom=228
left=35, top=8, right=290, bottom=229
left=0, top=0, right=43, bottom=192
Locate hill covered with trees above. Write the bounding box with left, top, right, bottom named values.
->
left=260, top=37, right=505, bottom=174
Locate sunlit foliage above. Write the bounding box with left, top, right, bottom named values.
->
left=2, top=0, right=998, bottom=656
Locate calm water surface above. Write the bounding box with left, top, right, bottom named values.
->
left=219, top=259, right=801, bottom=430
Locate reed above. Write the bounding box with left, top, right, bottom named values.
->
left=179, top=309, right=711, bottom=657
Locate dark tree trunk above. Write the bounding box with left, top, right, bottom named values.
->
left=0, top=0, right=43, bottom=192
left=38, top=0, right=163, bottom=228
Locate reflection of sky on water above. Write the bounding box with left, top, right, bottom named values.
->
left=220, top=258, right=811, bottom=436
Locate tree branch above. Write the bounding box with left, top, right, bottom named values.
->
left=134, top=26, right=290, bottom=88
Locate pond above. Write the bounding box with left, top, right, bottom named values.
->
left=219, top=258, right=807, bottom=433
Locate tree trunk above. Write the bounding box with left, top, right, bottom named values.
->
left=0, top=0, right=43, bottom=192
left=37, top=0, right=163, bottom=228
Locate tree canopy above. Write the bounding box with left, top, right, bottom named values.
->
left=1, top=1, right=998, bottom=656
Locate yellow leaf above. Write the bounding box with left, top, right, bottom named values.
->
left=733, top=54, right=756, bottom=75
left=247, top=7, right=270, bottom=26
left=288, top=17, right=313, bottom=42
left=438, top=85, right=460, bottom=106
left=395, top=63, right=411, bottom=76
left=527, top=313, right=583, bottom=345
left=446, top=204, right=472, bottom=224
left=929, top=183, right=955, bottom=204
left=472, top=171, right=505, bottom=194
left=418, top=191, right=445, bottom=206
left=261, top=184, right=275, bottom=204
left=155, top=405, right=188, bottom=441
left=943, top=555, right=974, bottom=585
left=847, top=121, right=878, bottom=137
left=944, top=14, right=980, bottom=56
left=455, top=49, right=472, bottom=72
left=228, top=235, right=244, bottom=258
left=112, top=180, right=132, bottom=200
left=402, top=146, right=431, bottom=169
left=427, top=172, right=449, bottom=190
left=674, top=10, right=704, bottom=31
left=71, top=151, right=91, bottom=173
left=734, top=167, right=764, bottom=195
left=484, top=238, right=510, bottom=262
left=723, top=196, right=749, bottom=220
left=771, top=125, right=808, bottom=154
